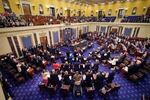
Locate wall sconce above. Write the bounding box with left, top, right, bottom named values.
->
left=16, top=2, right=20, bottom=8
left=56, top=9, right=58, bottom=12
left=32, top=5, right=35, bottom=10
left=143, top=7, right=146, bottom=12
left=46, top=5, right=50, bottom=11
left=64, top=8, right=67, bottom=14
left=125, top=8, right=128, bottom=12
left=116, top=9, right=118, bottom=13
left=64, top=7, right=67, bottom=11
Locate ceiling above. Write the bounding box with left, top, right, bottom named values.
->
left=64, top=0, right=135, bottom=5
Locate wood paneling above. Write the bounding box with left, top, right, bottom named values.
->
left=22, top=4, right=31, bottom=15
left=13, top=36, right=22, bottom=56
left=40, top=36, right=48, bottom=50
left=111, top=28, right=118, bottom=33
left=135, top=27, right=140, bottom=37
left=60, top=30, right=63, bottom=42
left=33, top=33, right=38, bottom=45
left=79, top=29, right=82, bottom=38
left=49, top=31, right=52, bottom=46
left=107, top=26, right=111, bottom=33
left=7, top=37, right=17, bottom=57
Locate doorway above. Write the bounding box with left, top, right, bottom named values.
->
left=22, top=3, right=32, bottom=15
left=118, top=9, right=125, bottom=18
left=39, top=4, right=44, bottom=15
left=2, top=0, right=12, bottom=13
left=111, top=28, right=118, bottom=33
left=50, top=7, right=55, bottom=16
left=40, top=36, right=48, bottom=50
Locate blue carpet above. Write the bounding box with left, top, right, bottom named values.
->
left=8, top=42, right=150, bottom=100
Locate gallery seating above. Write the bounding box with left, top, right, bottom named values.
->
left=99, top=16, right=116, bottom=22
left=1, top=12, right=150, bottom=28
left=121, top=15, right=150, bottom=23
left=0, top=12, right=27, bottom=28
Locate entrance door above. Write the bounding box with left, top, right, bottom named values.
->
left=111, top=28, right=118, bottom=33
left=22, top=4, right=31, bottom=15
left=118, top=9, right=125, bottom=18
left=2, top=0, right=12, bottom=13
left=50, top=7, right=55, bottom=16
left=40, top=36, right=48, bottom=50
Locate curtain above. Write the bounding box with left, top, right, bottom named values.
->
left=21, top=36, right=32, bottom=49
left=123, top=28, right=132, bottom=36
left=53, top=31, right=59, bottom=43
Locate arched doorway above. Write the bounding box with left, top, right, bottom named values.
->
left=2, top=0, right=11, bottom=13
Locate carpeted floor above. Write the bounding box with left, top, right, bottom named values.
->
left=7, top=42, right=150, bottom=100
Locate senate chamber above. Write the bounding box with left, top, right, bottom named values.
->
left=0, top=0, right=150, bottom=100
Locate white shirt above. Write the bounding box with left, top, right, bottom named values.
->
left=101, top=87, right=107, bottom=94
left=83, top=74, right=86, bottom=80
left=58, top=74, right=62, bottom=81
